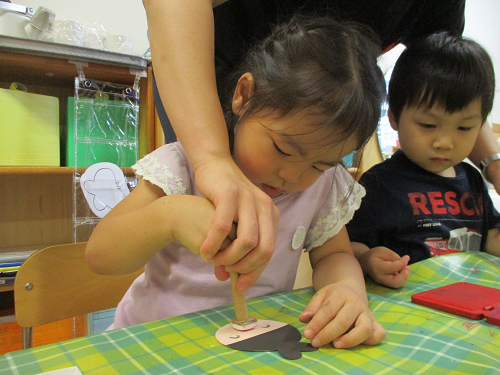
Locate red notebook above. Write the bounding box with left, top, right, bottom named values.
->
left=411, top=282, right=500, bottom=326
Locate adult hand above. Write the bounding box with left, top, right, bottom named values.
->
left=195, top=158, right=280, bottom=294
left=359, top=247, right=410, bottom=288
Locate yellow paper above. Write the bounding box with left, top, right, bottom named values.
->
left=0, top=88, right=59, bottom=166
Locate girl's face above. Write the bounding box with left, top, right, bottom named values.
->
left=232, top=109, right=359, bottom=198
left=389, top=100, right=483, bottom=177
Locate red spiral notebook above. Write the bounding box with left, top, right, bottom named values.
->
left=411, top=282, right=500, bottom=326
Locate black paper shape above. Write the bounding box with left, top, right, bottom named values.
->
left=227, top=324, right=317, bottom=360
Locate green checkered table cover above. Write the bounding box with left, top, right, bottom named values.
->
left=1, top=252, right=499, bottom=375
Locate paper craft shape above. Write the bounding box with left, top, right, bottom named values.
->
left=412, top=282, right=500, bottom=326
left=80, top=162, right=130, bottom=218
left=216, top=319, right=317, bottom=360
left=35, top=367, right=83, bottom=375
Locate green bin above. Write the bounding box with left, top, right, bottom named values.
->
left=66, top=97, right=138, bottom=167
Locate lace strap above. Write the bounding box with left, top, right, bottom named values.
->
left=305, top=175, right=366, bottom=251
left=133, top=153, right=188, bottom=195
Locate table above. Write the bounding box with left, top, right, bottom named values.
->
left=1, top=252, right=499, bottom=375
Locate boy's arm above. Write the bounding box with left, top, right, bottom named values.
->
left=485, top=228, right=500, bottom=256
left=85, top=179, right=219, bottom=275
left=351, top=241, right=371, bottom=260
left=352, top=242, right=410, bottom=288
left=299, top=227, right=386, bottom=348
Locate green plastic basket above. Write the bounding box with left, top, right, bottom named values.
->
left=66, top=97, right=138, bottom=167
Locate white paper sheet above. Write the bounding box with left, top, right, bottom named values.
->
left=35, top=367, right=83, bottom=375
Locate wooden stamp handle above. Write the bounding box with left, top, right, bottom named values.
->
left=229, top=271, right=249, bottom=321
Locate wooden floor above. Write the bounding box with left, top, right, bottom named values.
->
left=0, top=317, right=87, bottom=355
left=0, top=290, right=87, bottom=355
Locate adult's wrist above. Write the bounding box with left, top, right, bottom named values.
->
left=481, top=154, right=500, bottom=183
left=190, top=147, right=234, bottom=175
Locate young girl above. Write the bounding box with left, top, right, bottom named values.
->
left=86, top=16, right=386, bottom=349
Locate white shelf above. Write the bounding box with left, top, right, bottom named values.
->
left=0, top=35, right=147, bottom=70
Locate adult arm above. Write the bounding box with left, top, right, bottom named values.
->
left=143, top=0, right=279, bottom=292
left=468, top=122, right=500, bottom=194
left=485, top=228, right=500, bottom=257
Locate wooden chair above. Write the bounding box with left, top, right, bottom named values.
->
left=14, top=242, right=143, bottom=349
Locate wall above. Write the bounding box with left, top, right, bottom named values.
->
left=13, top=0, right=149, bottom=56
left=10, top=0, right=500, bottom=123
left=463, top=0, right=500, bottom=125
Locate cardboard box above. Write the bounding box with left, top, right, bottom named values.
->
left=0, top=88, right=59, bottom=166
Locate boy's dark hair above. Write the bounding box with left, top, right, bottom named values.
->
left=389, top=32, right=495, bottom=123
left=222, top=15, right=386, bottom=152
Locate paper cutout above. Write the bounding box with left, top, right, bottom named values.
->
left=80, top=162, right=130, bottom=218
left=216, top=319, right=317, bottom=360
left=35, top=367, right=83, bottom=375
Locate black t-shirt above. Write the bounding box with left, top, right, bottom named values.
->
left=213, top=0, right=466, bottom=85
left=156, top=0, right=466, bottom=141
left=346, top=150, right=500, bottom=263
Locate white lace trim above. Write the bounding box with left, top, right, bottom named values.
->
left=132, top=154, right=187, bottom=195
left=305, top=178, right=366, bottom=251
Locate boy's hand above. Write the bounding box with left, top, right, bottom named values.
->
left=299, top=281, right=386, bottom=348
left=359, top=247, right=410, bottom=288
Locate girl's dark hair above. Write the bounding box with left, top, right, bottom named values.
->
left=389, top=32, right=495, bottom=123
left=222, top=15, right=386, bottom=152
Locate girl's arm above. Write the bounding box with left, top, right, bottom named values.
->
left=299, top=227, right=386, bottom=348
left=85, top=179, right=218, bottom=275
left=143, top=0, right=279, bottom=293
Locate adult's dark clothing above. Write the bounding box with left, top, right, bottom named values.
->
left=155, top=0, right=466, bottom=142
left=346, top=150, right=500, bottom=264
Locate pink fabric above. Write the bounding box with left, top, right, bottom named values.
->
left=113, top=143, right=364, bottom=328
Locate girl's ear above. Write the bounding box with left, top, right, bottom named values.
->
left=388, top=108, right=398, bottom=131
left=232, top=72, right=255, bottom=116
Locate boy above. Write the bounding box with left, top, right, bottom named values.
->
left=346, top=32, right=500, bottom=288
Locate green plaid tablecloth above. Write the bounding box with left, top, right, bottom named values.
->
left=1, top=252, right=499, bottom=375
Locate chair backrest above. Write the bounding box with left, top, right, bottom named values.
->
left=15, top=242, right=142, bottom=346
left=359, top=133, right=383, bottom=177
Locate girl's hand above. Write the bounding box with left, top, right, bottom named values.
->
left=299, top=281, right=386, bottom=348
left=359, top=247, right=410, bottom=288
left=194, top=158, right=280, bottom=293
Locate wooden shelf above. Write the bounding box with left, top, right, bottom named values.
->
left=0, top=290, right=14, bottom=317
left=0, top=167, right=135, bottom=175
left=0, top=167, right=73, bottom=175
left=0, top=41, right=157, bottom=294
left=0, top=285, right=14, bottom=293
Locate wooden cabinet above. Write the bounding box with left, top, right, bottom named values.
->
left=0, top=36, right=158, bottom=292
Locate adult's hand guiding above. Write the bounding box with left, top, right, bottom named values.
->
left=195, top=157, right=280, bottom=294
left=143, top=0, right=278, bottom=291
